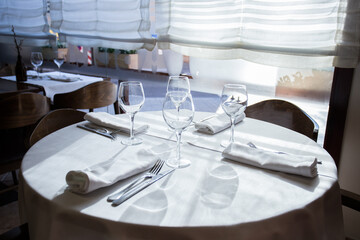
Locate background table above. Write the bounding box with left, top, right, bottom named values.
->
left=2, top=71, right=103, bottom=101
left=20, top=112, right=344, bottom=240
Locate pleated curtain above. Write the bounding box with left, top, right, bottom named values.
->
left=155, top=0, right=360, bottom=68
left=0, top=0, right=52, bottom=46
left=49, top=0, right=155, bottom=50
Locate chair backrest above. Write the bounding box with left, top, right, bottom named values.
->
left=0, top=92, right=51, bottom=129
left=29, top=109, right=86, bottom=147
left=53, top=81, right=118, bottom=112
left=244, top=99, right=319, bottom=141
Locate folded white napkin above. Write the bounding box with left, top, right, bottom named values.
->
left=195, top=113, right=245, bottom=134
left=84, top=112, right=149, bottom=134
left=47, top=73, right=81, bottom=82
left=66, top=144, right=171, bottom=194
left=222, top=142, right=318, bottom=178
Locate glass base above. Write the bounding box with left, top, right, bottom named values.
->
left=166, top=158, right=191, bottom=169
left=121, top=137, right=143, bottom=146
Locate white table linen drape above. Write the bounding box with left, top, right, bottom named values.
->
left=20, top=111, right=344, bottom=240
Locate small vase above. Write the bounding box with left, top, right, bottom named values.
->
left=15, top=55, right=27, bottom=82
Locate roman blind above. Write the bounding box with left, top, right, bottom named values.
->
left=0, top=0, right=52, bottom=46
left=155, top=0, right=360, bottom=68
left=49, top=0, right=155, bottom=50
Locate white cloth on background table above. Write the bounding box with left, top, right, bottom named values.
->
left=66, top=144, right=170, bottom=194
left=195, top=113, right=245, bottom=134
left=222, top=142, right=318, bottom=178
left=84, top=112, right=149, bottom=134
left=2, top=71, right=103, bottom=101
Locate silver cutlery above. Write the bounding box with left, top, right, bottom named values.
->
left=107, top=159, right=164, bottom=202
left=78, top=123, right=125, bottom=140
left=112, top=168, right=175, bottom=206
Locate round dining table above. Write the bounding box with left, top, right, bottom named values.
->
left=19, top=111, right=344, bottom=240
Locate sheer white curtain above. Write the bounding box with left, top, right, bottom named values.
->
left=50, top=0, right=155, bottom=50
left=0, top=0, right=52, bottom=46
left=155, top=0, right=360, bottom=68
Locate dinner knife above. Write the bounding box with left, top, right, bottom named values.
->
left=112, top=168, right=175, bottom=206
left=77, top=124, right=115, bottom=139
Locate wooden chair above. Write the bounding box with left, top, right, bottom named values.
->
left=0, top=93, right=50, bottom=192
left=29, top=109, right=86, bottom=147
left=245, top=99, right=319, bottom=142
left=53, top=81, right=119, bottom=114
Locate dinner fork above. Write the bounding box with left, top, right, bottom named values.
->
left=107, top=159, right=164, bottom=202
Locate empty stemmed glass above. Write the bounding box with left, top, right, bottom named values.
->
left=163, top=91, right=194, bottom=168
left=220, top=84, right=248, bottom=147
left=167, top=76, right=190, bottom=94
left=166, top=76, right=191, bottom=131
left=30, top=52, right=43, bottom=80
left=118, top=81, right=145, bottom=146
left=53, top=53, right=65, bottom=77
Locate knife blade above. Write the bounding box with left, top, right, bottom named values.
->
left=77, top=124, right=115, bottom=140
left=112, top=168, right=175, bottom=206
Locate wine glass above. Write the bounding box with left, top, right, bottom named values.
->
left=118, top=81, right=145, bottom=145
left=166, top=76, right=191, bottom=131
left=30, top=52, right=43, bottom=80
left=53, top=54, right=65, bottom=77
left=162, top=91, right=194, bottom=168
left=167, top=76, right=190, bottom=95
left=220, top=84, right=248, bottom=147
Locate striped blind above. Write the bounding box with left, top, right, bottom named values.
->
left=49, top=0, right=155, bottom=50
left=0, top=0, right=52, bottom=46
left=156, top=0, right=360, bottom=68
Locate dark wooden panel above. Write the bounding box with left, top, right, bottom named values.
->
left=323, top=67, right=354, bottom=168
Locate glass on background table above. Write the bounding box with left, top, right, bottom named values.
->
left=19, top=111, right=344, bottom=240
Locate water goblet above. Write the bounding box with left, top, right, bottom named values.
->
left=162, top=91, right=194, bottom=168
left=30, top=52, right=43, bottom=80
left=220, top=84, right=248, bottom=147
left=118, top=81, right=145, bottom=146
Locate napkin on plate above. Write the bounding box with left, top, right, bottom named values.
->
left=84, top=112, right=149, bottom=134
left=66, top=143, right=171, bottom=194
left=195, top=113, right=245, bottom=134
left=222, top=142, right=318, bottom=178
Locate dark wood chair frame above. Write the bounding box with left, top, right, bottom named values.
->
left=245, top=99, right=319, bottom=142
left=53, top=81, right=119, bottom=114
left=0, top=93, right=51, bottom=193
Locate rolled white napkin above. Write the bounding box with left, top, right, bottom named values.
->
left=195, top=113, right=245, bottom=134
left=84, top=112, right=149, bottom=134
left=66, top=144, right=171, bottom=194
left=222, top=142, right=318, bottom=178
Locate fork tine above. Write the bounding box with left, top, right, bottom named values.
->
left=154, top=160, right=164, bottom=175
left=149, top=159, right=161, bottom=173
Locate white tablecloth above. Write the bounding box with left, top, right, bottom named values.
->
left=19, top=111, right=344, bottom=240
left=3, top=71, right=103, bottom=101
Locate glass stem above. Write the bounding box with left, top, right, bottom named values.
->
left=35, top=67, right=39, bottom=79
left=175, top=130, right=182, bottom=168
left=230, top=116, right=236, bottom=143
left=129, top=113, right=135, bottom=140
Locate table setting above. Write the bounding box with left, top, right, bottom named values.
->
left=19, top=76, right=344, bottom=240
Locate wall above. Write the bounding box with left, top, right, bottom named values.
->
left=339, top=63, right=360, bottom=240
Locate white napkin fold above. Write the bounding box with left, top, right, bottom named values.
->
left=195, top=113, right=245, bottom=134
left=84, top=112, right=149, bottom=134
left=66, top=144, right=171, bottom=194
left=46, top=72, right=81, bottom=82
left=222, top=142, right=318, bottom=178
